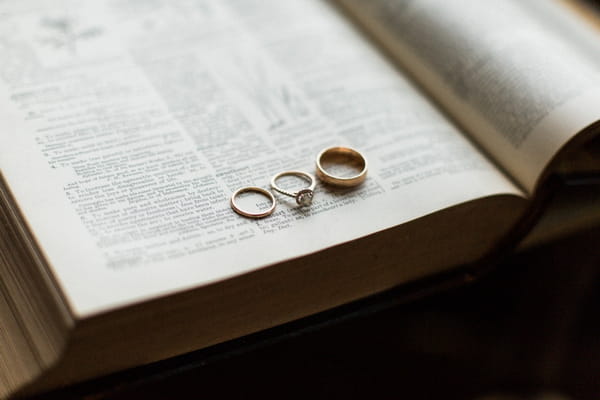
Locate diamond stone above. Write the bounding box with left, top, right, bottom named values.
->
left=296, top=189, right=314, bottom=206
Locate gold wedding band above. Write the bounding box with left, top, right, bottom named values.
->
left=316, top=146, right=367, bottom=187
left=230, top=187, right=276, bottom=218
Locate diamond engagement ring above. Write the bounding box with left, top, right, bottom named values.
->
left=270, top=171, right=316, bottom=206
left=316, top=146, right=367, bottom=187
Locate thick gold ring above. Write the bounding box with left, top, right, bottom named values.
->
left=230, top=187, right=276, bottom=218
left=315, top=146, right=367, bottom=187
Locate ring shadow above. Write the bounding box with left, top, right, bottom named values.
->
left=273, top=181, right=362, bottom=217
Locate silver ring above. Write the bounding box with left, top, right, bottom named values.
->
left=230, top=187, right=276, bottom=218
left=270, top=170, right=316, bottom=206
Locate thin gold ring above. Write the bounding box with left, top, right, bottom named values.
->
left=270, top=170, right=316, bottom=206
left=315, top=146, right=367, bottom=187
left=230, top=187, right=276, bottom=218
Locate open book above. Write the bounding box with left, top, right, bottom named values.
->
left=1, top=0, right=599, bottom=397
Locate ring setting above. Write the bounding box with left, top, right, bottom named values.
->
left=270, top=171, right=316, bottom=206
left=294, top=188, right=314, bottom=206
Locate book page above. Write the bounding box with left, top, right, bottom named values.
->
left=338, top=0, right=600, bottom=193
left=0, top=0, right=522, bottom=316
left=535, top=0, right=600, bottom=65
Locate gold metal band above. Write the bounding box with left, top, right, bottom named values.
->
left=230, top=187, right=276, bottom=218
left=315, top=146, right=367, bottom=187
